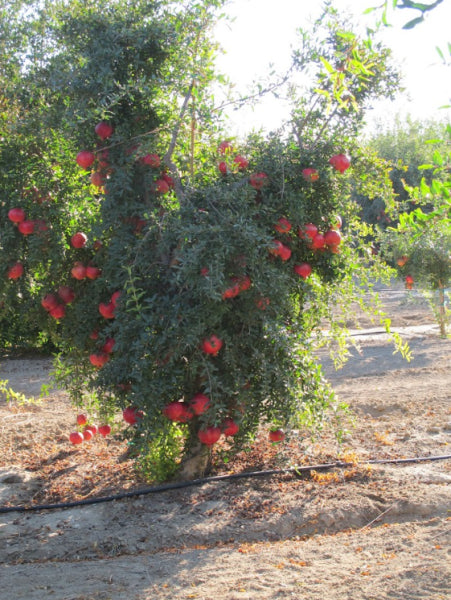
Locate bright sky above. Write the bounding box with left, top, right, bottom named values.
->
left=214, top=0, right=451, bottom=137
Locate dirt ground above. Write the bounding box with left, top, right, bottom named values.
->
left=0, top=283, right=450, bottom=600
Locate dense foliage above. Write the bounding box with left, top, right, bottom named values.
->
left=357, top=117, right=448, bottom=228
left=1, top=0, right=405, bottom=479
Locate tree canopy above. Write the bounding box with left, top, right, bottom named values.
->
left=0, top=0, right=411, bottom=480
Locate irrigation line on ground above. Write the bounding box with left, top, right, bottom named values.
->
left=1, top=453, right=450, bottom=515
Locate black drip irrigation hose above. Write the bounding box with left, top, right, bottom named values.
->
left=1, top=453, right=450, bottom=515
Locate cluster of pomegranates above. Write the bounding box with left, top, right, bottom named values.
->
left=6, top=205, right=50, bottom=279
left=157, top=148, right=348, bottom=447
left=69, top=413, right=111, bottom=445
left=76, top=121, right=174, bottom=197
left=267, top=215, right=343, bottom=290
left=161, top=392, right=239, bottom=446
left=9, top=133, right=351, bottom=450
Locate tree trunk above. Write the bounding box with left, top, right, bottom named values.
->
left=438, top=281, right=446, bottom=338
left=177, top=438, right=212, bottom=481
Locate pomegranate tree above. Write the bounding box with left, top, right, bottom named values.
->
left=0, top=0, right=402, bottom=480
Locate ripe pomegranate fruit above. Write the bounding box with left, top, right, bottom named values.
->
left=89, top=352, right=110, bottom=368
left=218, top=140, right=233, bottom=154
left=76, top=151, right=96, bottom=169
left=329, top=153, right=351, bottom=174
left=198, top=426, right=221, bottom=446
left=302, top=168, right=319, bottom=182
left=189, top=393, right=210, bottom=416
left=249, top=172, right=268, bottom=190
left=98, top=424, right=111, bottom=437
left=141, top=153, right=161, bottom=168
left=57, top=286, right=75, bottom=304
left=123, top=406, right=144, bottom=425
left=293, top=263, right=312, bottom=279
left=7, top=262, right=24, bottom=280
left=71, top=232, right=87, bottom=248
left=324, top=229, right=342, bottom=247
left=41, top=293, right=59, bottom=312
left=154, top=179, right=170, bottom=194
left=99, top=302, right=115, bottom=319
left=49, top=304, right=66, bottom=319
left=233, top=155, right=249, bottom=170
left=71, top=262, right=87, bottom=280
left=18, top=220, right=35, bottom=235
left=69, top=432, right=84, bottom=445
left=76, top=414, right=88, bottom=426
left=86, top=265, right=102, bottom=280
left=101, top=337, right=115, bottom=354
left=218, top=161, right=228, bottom=175
left=8, top=207, right=26, bottom=223
left=222, top=418, right=239, bottom=436
left=94, top=121, right=114, bottom=140
left=299, top=223, right=318, bottom=240
left=274, top=218, right=292, bottom=234
left=201, top=335, right=223, bottom=356
left=269, top=428, right=285, bottom=442
left=163, top=401, right=193, bottom=423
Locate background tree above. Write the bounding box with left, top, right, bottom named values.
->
left=356, top=117, right=447, bottom=228
left=365, top=0, right=450, bottom=337
left=380, top=124, right=451, bottom=336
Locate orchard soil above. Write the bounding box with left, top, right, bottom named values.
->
left=1, top=282, right=450, bottom=600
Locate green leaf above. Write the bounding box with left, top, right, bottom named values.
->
left=313, top=87, right=331, bottom=98
left=432, top=149, right=444, bottom=166
left=363, top=7, right=377, bottom=14
left=402, top=15, right=424, bottom=28
left=436, top=46, right=445, bottom=61
left=413, top=0, right=443, bottom=12
left=408, top=2, right=432, bottom=9
left=399, top=0, right=440, bottom=9
left=431, top=179, right=443, bottom=195
left=420, top=177, right=431, bottom=195
left=319, top=56, right=336, bottom=74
